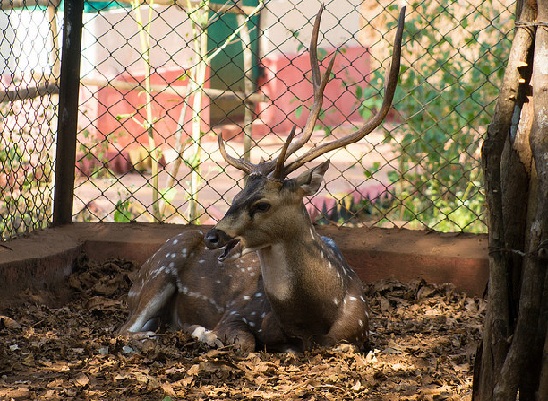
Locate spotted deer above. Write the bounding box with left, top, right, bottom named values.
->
left=119, top=5, right=405, bottom=352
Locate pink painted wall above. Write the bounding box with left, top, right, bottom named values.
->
left=87, top=46, right=370, bottom=150
left=257, top=46, right=371, bottom=134
left=94, top=66, right=210, bottom=150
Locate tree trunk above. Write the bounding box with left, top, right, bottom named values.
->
left=473, top=1, right=548, bottom=400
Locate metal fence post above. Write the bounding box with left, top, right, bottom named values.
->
left=52, top=0, right=84, bottom=226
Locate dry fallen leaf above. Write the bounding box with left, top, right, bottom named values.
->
left=73, top=372, right=90, bottom=388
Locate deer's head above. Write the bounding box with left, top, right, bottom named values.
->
left=205, top=156, right=330, bottom=253
left=205, top=5, right=405, bottom=256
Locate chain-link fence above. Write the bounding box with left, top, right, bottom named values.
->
left=1, top=0, right=516, bottom=241
left=1, top=0, right=60, bottom=240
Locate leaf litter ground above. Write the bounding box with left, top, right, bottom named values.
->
left=0, top=257, right=485, bottom=400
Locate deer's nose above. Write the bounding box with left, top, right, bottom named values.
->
left=204, top=228, right=231, bottom=249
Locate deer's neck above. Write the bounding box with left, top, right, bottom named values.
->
left=257, top=221, right=345, bottom=303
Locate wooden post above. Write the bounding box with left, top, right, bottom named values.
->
left=473, top=0, right=548, bottom=399
left=52, top=0, right=84, bottom=226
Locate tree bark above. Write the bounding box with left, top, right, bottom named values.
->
left=473, top=0, right=548, bottom=400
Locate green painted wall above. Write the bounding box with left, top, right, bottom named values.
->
left=207, top=0, right=261, bottom=124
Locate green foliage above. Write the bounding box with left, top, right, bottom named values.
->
left=78, top=129, right=117, bottom=179
left=114, top=199, right=133, bottom=223
left=0, top=142, right=24, bottom=170
left=0, top=194, right=50, bottom=240
left=0, top=143, right=50, bottom=240
left=357, top=0, right=512, bottom=232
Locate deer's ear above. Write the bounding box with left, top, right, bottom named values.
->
left=293, top=160, right=330, bottom=196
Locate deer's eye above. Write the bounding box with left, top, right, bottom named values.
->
left=250, top=202, right=271, bottom=216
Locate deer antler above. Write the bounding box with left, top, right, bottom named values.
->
left=282, top=5, right=337, bottom=161
left=218, top=133, right=278, bottom=177
left=281, top=5, right=406, bottom=177
left=218, top=133, right=255, bottom=175
left=271, top=126, right=297, bottom=179
left=217, top=5, right=406, bottom=179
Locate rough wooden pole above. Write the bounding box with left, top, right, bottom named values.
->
left=474, top=0, right=533, bottom=398
left=474, top=0, right=548, bottom=399
left=52, top=0, right=84, bottom=226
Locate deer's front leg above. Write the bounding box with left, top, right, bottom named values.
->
left=213, top=317, right=257, bottom=353
left=325, top=282, right=371, bottom=352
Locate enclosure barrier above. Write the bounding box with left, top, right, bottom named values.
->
left=1, top=0, right=516, bottom=241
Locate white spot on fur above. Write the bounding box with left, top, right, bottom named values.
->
left=333, top=298, right=339, bottom=306
left=166, top=262, right=176, bottom=275
left=172, top=239, right=178, bottom=245
left=182, top=248, right=188, bottom=258
left=349, top=296, right=357, bottom=301
left=243, top=295, right=251, bottom=301
left=149, top=265, right=166, bottom=279
left=175, top=276, right=185, bottom=294
left=358, top=319, right=364, bottom=327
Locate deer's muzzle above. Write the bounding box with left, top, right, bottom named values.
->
left=204, top=228, right=234, bottom=249
left=205, top=228, right=242, bottom=260
left=204, top=228, right=232, bottom=248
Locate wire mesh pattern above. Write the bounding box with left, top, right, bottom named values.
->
left=1, top=2, right=59, bottom=240
left=1, top=0, right=516, bottom=241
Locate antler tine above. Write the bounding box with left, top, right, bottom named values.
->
left=217, top=133, right=254, bottom=175
left=282, top=6, right=406, bottom=177
left=271, top=126, right=297, bottom=179
left=284, top=5, right=337, bottom=160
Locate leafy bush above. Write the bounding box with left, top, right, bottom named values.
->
left=357, top=0, right=513, bottom=232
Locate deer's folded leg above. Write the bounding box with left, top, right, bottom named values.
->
left=213, top=317, right=257, bottom=353
left=118, top=278, right=177, bottom=334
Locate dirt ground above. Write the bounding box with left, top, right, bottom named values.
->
left=0, top=257, right=485, bottom=401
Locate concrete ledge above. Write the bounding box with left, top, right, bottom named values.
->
left=0, top=223, right=489, bottom=305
